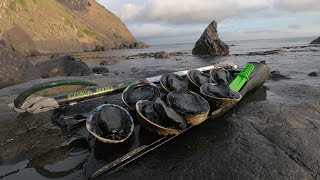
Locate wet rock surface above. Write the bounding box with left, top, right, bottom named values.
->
left=0, top=44, right=41, bottom=88
left=0, top=44, right=320, bottom=179
left=192, top=20, right=229, bottom=57
left=36, top=55, right=90, bottom=78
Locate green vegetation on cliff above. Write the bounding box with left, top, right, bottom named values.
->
left=0, top=0, right=137, bottom=55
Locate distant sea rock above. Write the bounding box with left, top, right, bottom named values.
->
left=130, top=42, right=150, bottom=49
left=192, top=21, right=229, bottom=57
left=154, top=51, right=170, bottom=59
left=310, top=37, right=320, bottom=44
left=0, top=0, right=147, bottom=56
left=233, top=49, right=284, bottom=56
left=308, top=72, right=318, bottom=77
left=0, top=44, right=40, bottom=88
left=36, top=55, right=90, bottom=78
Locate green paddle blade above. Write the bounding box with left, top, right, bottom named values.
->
left=229, top=64, right=255, bottom=92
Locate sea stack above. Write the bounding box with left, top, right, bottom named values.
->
left=310, top=37, right=320, bottom=44
left=192, top=21, right=229, bottom=57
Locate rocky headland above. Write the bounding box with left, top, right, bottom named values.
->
left=0, top=0, right=148, bottom=56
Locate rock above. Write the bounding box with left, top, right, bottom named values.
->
left=92, top=67, right=110, bottom=74
left=0, top=40, right=5, bottom=45
left=56, top=0, right=91, bottom=11
left=0, top=44, right=41, bottom=88
left=100, top=60, right=110, bottom=66
left=230, top=44, right=236, bottom=46
left=154, top=51, right=170, bottom=59
left=310, top=37, right=320, bottom=44
left=215, top=60, right=238, bottom=70
left=100, top=57, right=121, bottom=66
left=269, top=70, right=291, bottom=81
left=36, top=55, right=90, bottom=78
left=192, top=21, right=229, bottom=57
left=234, top=49, right=284, bottom=56
left=93, top=45, right=105, bottom=52
left=308, top=72, right=318, bottom=77
left=169, top=52, right=186, bottom=56
left=247, top=49, right=283, bottom=56
left=130, top=42, right=149, bottom=49
left=131, top=67, right=139, bottom=73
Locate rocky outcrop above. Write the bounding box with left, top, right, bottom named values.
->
left=92, top=67, right=109, bottom=74
left=192, top=21, right=229, bottom=57
left=308, top=72, right=318, bottom=77
left=36, top=55, right=90, bottom=78
left=0, top=44, right=40, bottom=88
left=233, top=49, right=284, bottom=56
left=154, top=51, right=170, bottom=59
left=130, top=42, right=150, bottom=49
left=0, top=0, right=146, bottom=56
left=310, top=37, right=320, bottom=44
left=269, top=70, right=291, bottom=81
left=56, top=0, right=91, bottom=11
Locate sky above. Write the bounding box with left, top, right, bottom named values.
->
left=97, top=0, right=320, bottom=45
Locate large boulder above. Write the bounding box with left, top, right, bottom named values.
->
left=192, top=21, right=229, bottom=57
left=36, top=55, right=90, bottom=78
left=310, top=37, right=320, bottom=44
left=0, top=44, right=41, bottom=88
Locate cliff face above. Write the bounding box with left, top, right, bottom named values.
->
left=0, top=0, right=138, bottom=55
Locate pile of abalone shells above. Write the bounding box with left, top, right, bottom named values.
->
left=88, top=67, right=242, bottom=141
left=124, top=68, right=239, bottom=135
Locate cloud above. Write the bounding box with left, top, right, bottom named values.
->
left=274, top=0, right=320, bottom=12
left=288, top=25, right=301, bottom=29
left=118, top=0, right=320, bottom=25
left=129, top=23, right=202, bottom=39
left=121, top=0, right=273, bottom=25
left=97, top=0, right=320, bottom=44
